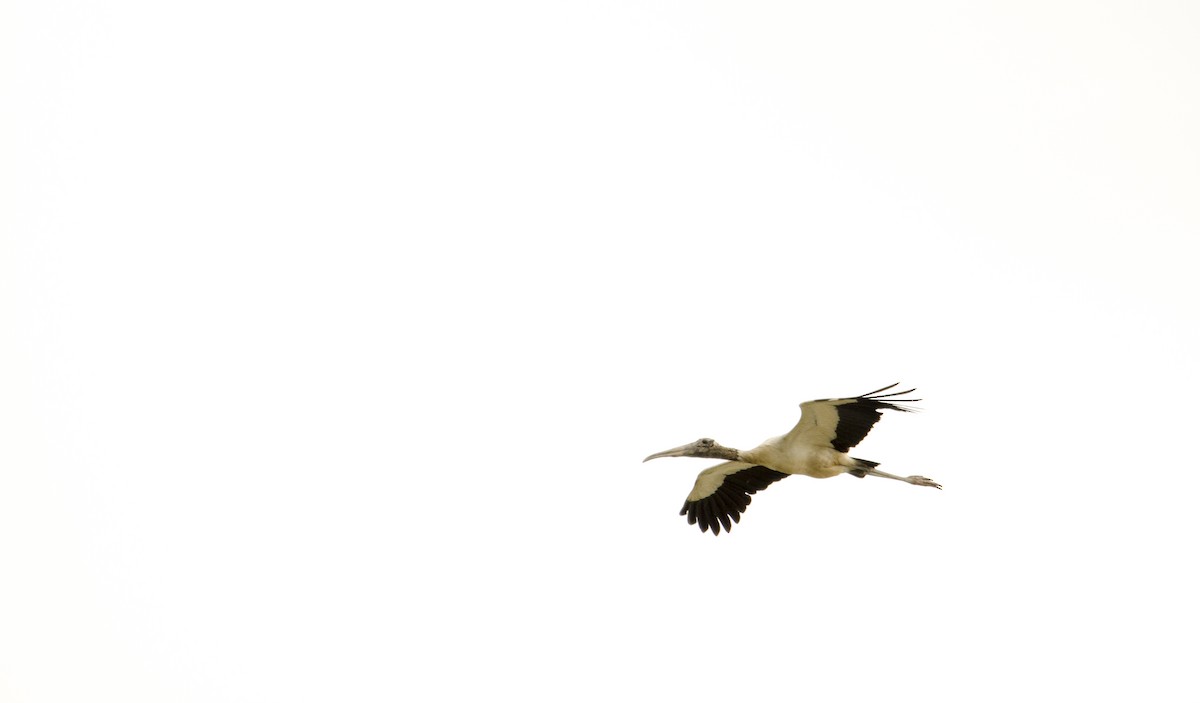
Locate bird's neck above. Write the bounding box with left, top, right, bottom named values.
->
left=702, top=445, right=742, bottom=462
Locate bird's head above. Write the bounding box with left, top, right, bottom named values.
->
left=643, top=437, right=738, bottom=462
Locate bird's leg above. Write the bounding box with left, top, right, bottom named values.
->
left=859, top=466, right=942, bottom=490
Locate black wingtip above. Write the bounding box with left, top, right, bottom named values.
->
left=861, top=382, right=900, bottom=396
left=861, top=383, right=918, bottom=400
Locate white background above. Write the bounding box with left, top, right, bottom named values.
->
left=3, top=2, right=1198, bottom=701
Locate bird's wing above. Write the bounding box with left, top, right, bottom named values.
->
left=680, top=462, right=790, bottom=535
left=783, top=383, right=920, bottom=453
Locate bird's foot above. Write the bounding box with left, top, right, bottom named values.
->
left=906, top=475, right=942, bottom=489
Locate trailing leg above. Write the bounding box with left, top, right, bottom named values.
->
left=853, top=459, right=941, bottom=489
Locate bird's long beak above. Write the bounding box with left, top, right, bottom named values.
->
left=643, top=442, right=697, bottom=462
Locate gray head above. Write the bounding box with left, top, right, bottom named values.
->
left=643, top=437, right=738, bottom=462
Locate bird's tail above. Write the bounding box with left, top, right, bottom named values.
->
left=849, top=458, right=878, bottom=478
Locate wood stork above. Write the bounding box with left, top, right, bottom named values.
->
left=643, top=384, right=940, bottom=535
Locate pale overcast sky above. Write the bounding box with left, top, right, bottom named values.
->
left=3, top=2, right=1199, bottom=701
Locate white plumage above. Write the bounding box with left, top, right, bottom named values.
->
left=643, top=384, right=940, bottom=535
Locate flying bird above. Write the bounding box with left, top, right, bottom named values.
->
left=643, top=384, right=940, bottom=535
